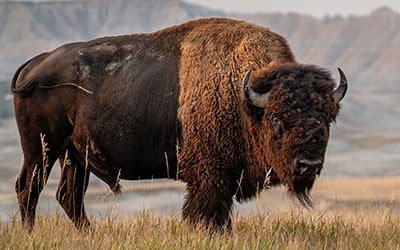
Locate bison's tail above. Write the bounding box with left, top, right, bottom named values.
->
left=11, top=58, right=36, bottom=96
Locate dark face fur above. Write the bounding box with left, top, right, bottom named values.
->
left=244, top=63, right=342, bottom=206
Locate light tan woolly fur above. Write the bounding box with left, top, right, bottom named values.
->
left=178, top=18, right=295, bottom=169
left=177, top=18, right=296, bottom=224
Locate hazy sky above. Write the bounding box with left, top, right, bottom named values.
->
left=2, top=0, right=400, bottom=18
left=184, top=0, right=400, bottom=18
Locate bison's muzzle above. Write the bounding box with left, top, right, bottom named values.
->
left=293, top=156, right=323, bottom=180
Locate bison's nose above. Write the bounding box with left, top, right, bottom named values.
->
left=295, top=158, right=323, bottom=176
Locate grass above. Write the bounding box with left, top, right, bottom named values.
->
left=2, top=166, right=400, bottom=249
left=2, top=133, right=399, bottom=249
left=0, top=208, right=399, bottom=249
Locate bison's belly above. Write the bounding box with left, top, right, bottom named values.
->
left=71, top=99, right=181, bottom=182
left=70, top=123, right=180, bottom=183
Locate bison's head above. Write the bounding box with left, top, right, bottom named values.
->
left=242, top=63, right=347, bottom=206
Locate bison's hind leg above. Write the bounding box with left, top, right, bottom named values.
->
left=14, top=83, right=75, bottom=229
left=14, top=134, right=66, bottom=230
left=56, top=149, right=90, bottom=229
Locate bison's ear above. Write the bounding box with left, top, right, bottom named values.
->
left=243, top=69, right=271, bottom=108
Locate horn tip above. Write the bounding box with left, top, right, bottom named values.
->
left=243, top=68, right=253, bottom=87
left=337, top=68, right=346, bottom=80
left=333, top=67, right=348, bottom=103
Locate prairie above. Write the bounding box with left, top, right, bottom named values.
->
left=1, top=177, right=399, bottom=249
left=0, top=206, right=399, bottom=249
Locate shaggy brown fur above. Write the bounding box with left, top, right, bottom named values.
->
left=11, top=18, right=344, bottom=230
left=243, top=63, right=339, bottom=204
left=178, top=19, right=296, bottom=227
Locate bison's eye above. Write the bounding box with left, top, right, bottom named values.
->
left=269, top=115, right=283, bottom=136
left=271, top=116, right=280, bottom=126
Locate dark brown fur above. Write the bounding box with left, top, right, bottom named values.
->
left=12, top=18, right=343, bottom=230
left=243, top=63, right=339, bottom=205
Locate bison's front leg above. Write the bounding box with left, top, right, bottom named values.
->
left=182, top=173, right=235, bottom=230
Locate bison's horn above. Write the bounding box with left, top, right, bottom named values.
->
left=243, top=69, right=270, bottom=108
left=333, top=68, right=348, bottom=103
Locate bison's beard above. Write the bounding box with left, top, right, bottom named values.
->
left=289, top=176, right=316, bottom=207
left=269, top=162, right=317, bottom=207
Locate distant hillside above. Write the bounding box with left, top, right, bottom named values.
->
left=0, top=0, right=223, bottom=80
left=0, top=0, right=399, bottom=131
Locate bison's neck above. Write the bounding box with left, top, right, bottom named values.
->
left=240, top=116, right=276, bottom=191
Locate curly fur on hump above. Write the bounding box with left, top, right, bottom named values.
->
left=177, top=18, right=340, bottom=223
left=177, top=18, right=294, bottom=225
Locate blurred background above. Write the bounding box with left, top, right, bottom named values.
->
left=0, top=0, right=399, bottom=221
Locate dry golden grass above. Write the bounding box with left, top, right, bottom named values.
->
left=2, top=176, right=399, bottom=249
left=1, top=207, right=399, bottom=249
left=2, top=138, right=399, bottom=250
left=314, top=176, right=400, bottom=201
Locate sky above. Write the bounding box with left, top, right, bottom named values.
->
left=184, top=0, right=400, bottom=18
left=2, top=0, right=400, bottom=18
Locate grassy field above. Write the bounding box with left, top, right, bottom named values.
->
left=1, top=177, right=400, bottom=249
left=1, top=134, right=399, bottom=250
left=0, top=208, right=399, bottom=249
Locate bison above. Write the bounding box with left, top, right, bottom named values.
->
left=11, top=18, right=347, bottom=230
